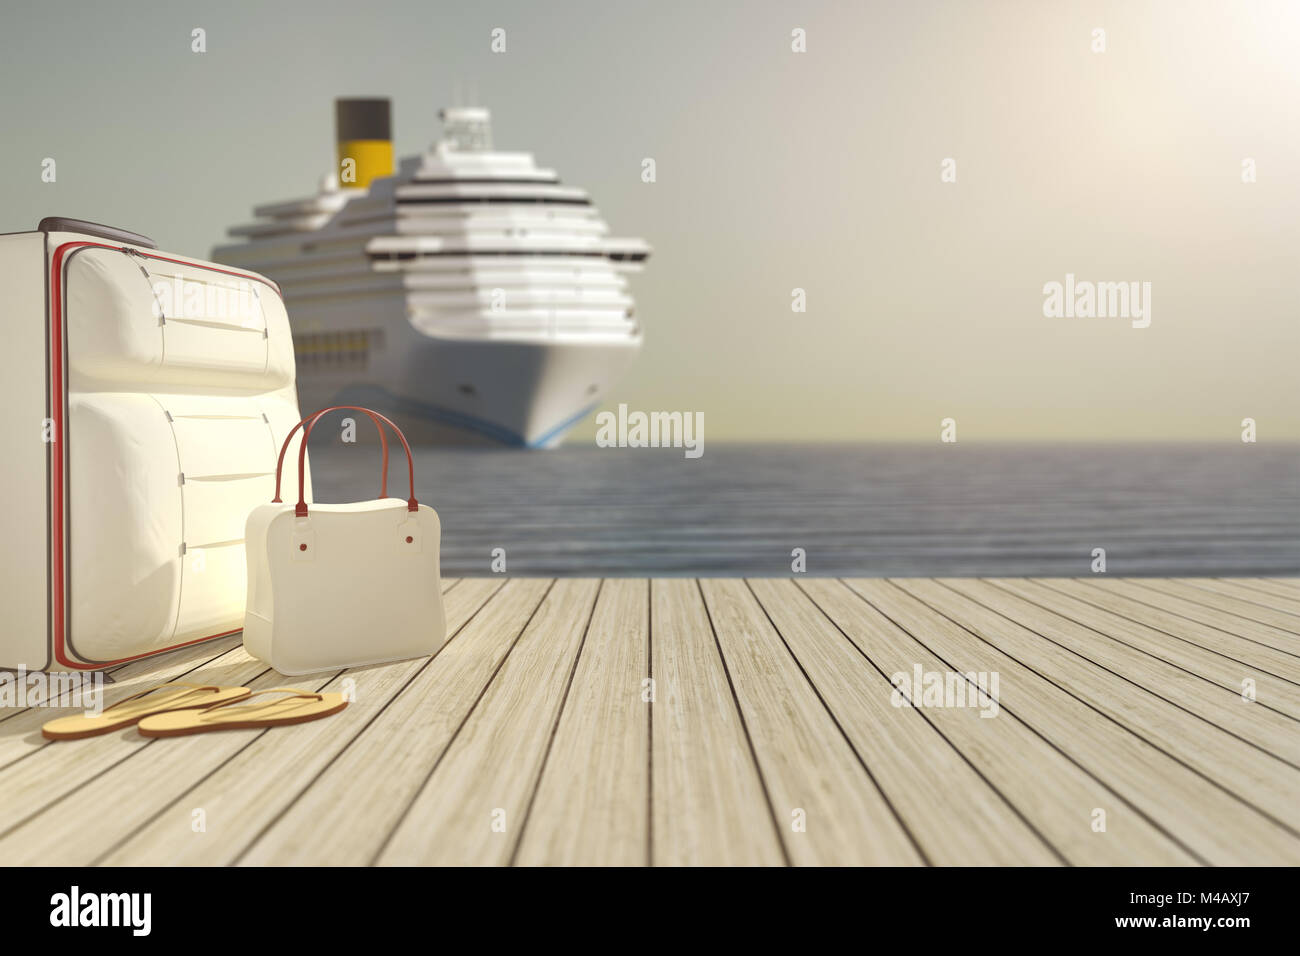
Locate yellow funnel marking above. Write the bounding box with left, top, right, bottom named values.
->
left=337, top=139, right=394, bottom=189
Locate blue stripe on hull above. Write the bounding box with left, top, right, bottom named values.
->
left=327, top=383, right=596, bottom=448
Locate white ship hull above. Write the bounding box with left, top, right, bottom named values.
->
left=296, top=324, right=641, bottom=448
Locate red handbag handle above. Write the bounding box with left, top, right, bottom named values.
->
left=272, top=405, right=418, bottom=517
left=273, top=407, right=391, bottom=505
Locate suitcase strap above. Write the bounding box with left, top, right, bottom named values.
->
left=119, top=247, right=168, bottom=325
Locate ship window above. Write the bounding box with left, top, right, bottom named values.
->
left=292, top=328, right=380, bottom=371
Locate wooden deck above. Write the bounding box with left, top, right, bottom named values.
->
left=3, top=576, right=1300, bottom=866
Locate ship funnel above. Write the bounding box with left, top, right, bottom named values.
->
left=335, top=97, right=393, bottom=189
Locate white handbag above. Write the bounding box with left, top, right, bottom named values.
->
left=243, top=406, right=446, bottom=675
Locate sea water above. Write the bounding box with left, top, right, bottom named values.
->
left=308, top=443, right=1300, bottom=577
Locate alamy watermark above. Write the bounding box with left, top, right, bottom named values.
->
left=50, top=886, right=150, bottom=936
left=0, top=667, right=105, bottom=714
left=890, top=664, right=1000, bottom=718
left=150, top=275, right=261, bottom=326
left=1043, top=273, right=1151, bottom=328
left=595, top=403, right=704, bottom=458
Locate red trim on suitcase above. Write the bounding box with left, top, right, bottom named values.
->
left=50, top=240, right=282, bottom=669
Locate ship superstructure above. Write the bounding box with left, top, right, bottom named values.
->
left=214, top=99, right=650, bottom=446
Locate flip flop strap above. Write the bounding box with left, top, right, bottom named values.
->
left=196, top=687, right=324, bottom=722
left=105, top=681, right=220, bottom=713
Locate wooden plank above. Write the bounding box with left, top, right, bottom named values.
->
left=5, top=576, right=1299, bottom=868
left=699, top=579, right=922, bottom=865
left=378, top=579, right=601, bottom=865
left=748, top=578, right=1059, bottom=864
left=4, top=580, right=467, bottom=865
left=844, top=578, right=1300, bottom=864
left=2, top=580, right=462, bottom=863
left=0, top=649, right=275, bottom=862
left=1137, top=578, right=1300, bottom=634
left=0, top=634, right=243, bottom=767
left=1040, top=578, right=1300, bottom=683
left=648, top=578, right=784, bottom=866
left=239, top=577, right=553, bottom=865
left=1264, top=578, right=1300, bottom=593
left=0, top=633, right=243, bottom=718
left=1222, top=579, right=1300, bottom=605
left=898, top=578, right=1300, bottom=833
left=0, top=647, right=269, bottom=842
left=987, top=578, right=1300, bottom=721
left=0, top=584, right=454, bottom=764
left=513, top=579, right=649, bottom=866
left=1100, top=579, right=1300, bottom=655
left=98, top=579, right=501, bottom=866
left=798, top=578, right=1195, bottom=865
left=944, top=579, right=1300, bottom=765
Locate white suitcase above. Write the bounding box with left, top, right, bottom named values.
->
left=0, top=218, right=308, bottom=671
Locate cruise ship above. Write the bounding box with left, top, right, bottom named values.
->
left=213, top=98, right=651, bottom=447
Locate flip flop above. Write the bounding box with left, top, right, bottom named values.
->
left=136, top=687, right=348, bottom=738
left=41, top=681, right=252, bottom=740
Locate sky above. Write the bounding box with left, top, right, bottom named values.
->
left=2, top=0, right=1298, bottom=441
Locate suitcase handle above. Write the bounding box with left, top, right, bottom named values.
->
left=273, top=406, right=419, bottom=517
